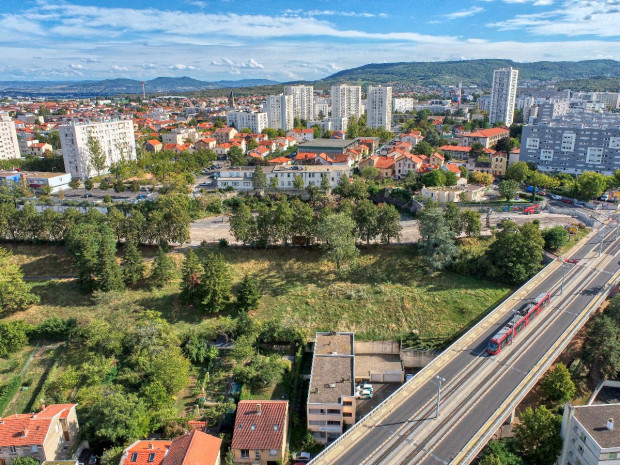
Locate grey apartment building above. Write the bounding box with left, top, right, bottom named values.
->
left=521, top=113, right=620, bottom=175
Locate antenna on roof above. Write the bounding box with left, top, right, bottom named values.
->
left=140, top=82, right=146, bottom=100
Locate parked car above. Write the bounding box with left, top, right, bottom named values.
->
left=292, top=452, right=311, bottom=463
left=562, top=199, right=573, bottom=205
left=565, top=258, right=579, bottom=264
left=549, top=194, right=562, bottom=200
left=573, top=201, right=584, bottom=207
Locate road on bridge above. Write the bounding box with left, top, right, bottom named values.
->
left=312, top=219, right=620, bottom=465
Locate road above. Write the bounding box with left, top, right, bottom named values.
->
left=313, top=219, right=620, bottom=465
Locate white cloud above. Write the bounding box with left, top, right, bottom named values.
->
left=283, top=9, right=388, bottom=18
left=445, top=6, right=485, bottom=19
left=170, top=64, right=198, bottom=70
left=69, top=63, right=86, bottom=70
left=211, top=58, right=265, bottom=74
left=111, top=65, right=128, bottom=72
left=489, top=0, right=620, bottom=36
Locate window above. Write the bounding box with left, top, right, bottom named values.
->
left=255, top=450, right=260, bottom=460
left=9, top=446, right=16, bottom=454
left=609, top=452, right=618, bottom=459
left=31, top=445, right=38, bottom=453
left=327, top=421, right=340, bottom=425
left=327, top=409, right=340, bottom=415
left=147, top=453, right=155, bottom=463
left=240, top=450, right=249, bottom=459
left=586, top=147, right=603, bottom=164
left=343, top=412, right=353, bottom=417
left=269, top=450, right=278, bottom=456
left=343, top=401, right=353, bottom=406
left=131, top=453, right=138, bottom=462
left=540, top=149, right=554, bottom=161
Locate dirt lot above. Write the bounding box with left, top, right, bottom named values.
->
left=190, top=211, right=581, bottom=246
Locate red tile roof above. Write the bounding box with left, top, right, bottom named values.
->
left=463, top=127, right=509, bottom=138
left=439, top=145, right=494, bottom=154
left=0, top=404, right=77, bottom=447
left=445, top=163, right=461, bottom=174
left=120, top=440, right=171, bottom=465
left=147, top=139, right=162, bottom=146
left=187, top=421, right=207, bottom=432
left=374, top=156, right=395, bottom=169
left=161, top=430, right=221, bottom=465
left=268, top=157, right=290, bottom=164
left=232, top=401, right=288, bottom=451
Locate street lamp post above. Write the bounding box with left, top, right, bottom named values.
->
left=435, top=375, right=445, bottom=419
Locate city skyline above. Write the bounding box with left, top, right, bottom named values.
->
left=0, top=0, right=619, bottom=81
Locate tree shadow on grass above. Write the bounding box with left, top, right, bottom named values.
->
left=31, top=280, right=87, bottom=307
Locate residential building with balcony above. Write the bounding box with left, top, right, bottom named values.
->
left=307, top=332, right=357, bottom=445
left=226, top=111, right=268, bottom=134
left=264, top=95, right=293, bottom=131
left=59, top=119, right=136, bottom=179
left=284, top=85, right=314, bottom=122
left=489, top=67, right=519, bottom=126
left=367, top=86, right=392, bottom=131
left=331, top=85, right=362, bottom=121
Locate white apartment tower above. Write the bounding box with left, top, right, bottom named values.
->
left=284, top=85, right=314, bottom=122
left=0, top=116, right=21, bottom=160
left=59, top=119, right=136, bottom=179
left=367, top=86, right=392, bottom=131
left=331, top=85, right=362, bottom=122
left=489, top=67, right=519, bottom=126
left=226, top=110, right=268, bottom=134
left=264, top=94, right=294, bottom=130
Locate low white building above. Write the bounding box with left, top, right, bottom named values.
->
left=217, top=165, right=351, bottom=191
left=393, top=98, right=415, bottom=113
left=24, top=171, right=72, bottom=193
left=162, top=127, right=200, bottom=145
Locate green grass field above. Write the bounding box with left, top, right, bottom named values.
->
left=3, top=244, right=513, bottom=341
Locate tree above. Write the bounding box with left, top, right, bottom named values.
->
left=69, top=179, right=80, bottom=190
left=480, top=440, right=521, bottom=465
left=444, top=170, right=458, bottom=187
left=504, top=161, right=530, bottom=182
left=361, top=166, right=379, bottom=181
left=577, top=171, right=608, bottom=200
left=542, top=226, right=568, bottom=251
left=495, top=137, right=515, bottom=154
left=583, top=315, right=620, bottom=378
left=376, top=203, right=402, bottom=244
left=499, top=180, right=520, bottom=201
left=151, top=247, right=176, bottom=288
left=316, top=213, right=359, bottom=272
left=113, top=179, right=125, bottom=193
left=421, top=170, right=446, bottom=187
left=180, top=249, right=204, bottom=306
left=85, top=389, right=150, bottom=448
left=0, top=248, right=39, bottom=314
left=413, top=141, right=434, bottom=156
left=196, top=252, right=231, bottom=313
left=230, top=203, right=256, bottom=245
left=97, top=231, right=125, bottom=293
left=84, top=178, right=94, bottom=190
left=247, top=138, right=259, bottom=150
left=271, top=199, right=294, bottom=245
left=418, top=203, right=458, bottom=271
left=443, top=202, right=462, bottom=235
left=293, top=174, right=304, bottom=189
left=353, top=200, right=379, bottom=245
left=486, top=222, right=544, bottom=284
left=121, top=239, right=145, bottom=286
left=514, top=406, right=562, bottom=465
left=269, top=176, right=279, bottom=190
left=227, top=146, right=247, bottom=166
left=469, top=142, right=486, bottom=159
left=11, top=458, right=40, bottom=465
left=86, top=132, right=107, bottom=177
left=237, top=275, right=261, bottom=312
left=0, top=320, right=31, bottom=357
left=540, top=363, right=576, bottom=405
left=461, top=210, right=482, bottom=237
left=320, top=173, right=330, bottom=191
left=252, top=165, right=266, bottom=190
left=470, top=171, right=494, bottom=186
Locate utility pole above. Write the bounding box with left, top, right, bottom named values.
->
left=561, top=262, right=567, bottom=295
left=435, top=375, right=446, bottom=419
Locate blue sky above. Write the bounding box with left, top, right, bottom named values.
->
left=0, top=0, right=619, bottom=81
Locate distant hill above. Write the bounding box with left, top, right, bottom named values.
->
left=0, top=76, right=280, bottom=96
left=321, top=59, right=620, bottom=88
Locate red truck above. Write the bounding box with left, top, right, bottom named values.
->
left=523, top=205, right=540, bottom=215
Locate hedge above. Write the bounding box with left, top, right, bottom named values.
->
left=0, top=375, right=22, bottom=415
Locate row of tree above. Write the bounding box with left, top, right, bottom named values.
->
left=229, top=197, right=402, bottom=248
left=0, top=193, right=193, bottom=246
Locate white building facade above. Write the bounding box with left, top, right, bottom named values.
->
left=59, top=119, right=136, bottom=179
left=489, top=67, right=519, bottom=126
left=226, top=111, right=268, bottom=134
left=264, top=94, right=294, bottom=130
left=393, top=98, right=415, bottom=113
left=331, top=85, right=362, bottom=121
left=0, top=116, right=21, bottom=160
left=284, top=85, right=314, bottom=121
left=217, top=165, right=351, bottom=191
left=367, top=86, right=392, bottom=131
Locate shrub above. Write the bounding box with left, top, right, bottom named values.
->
left=35, top=317, right=78, bottom=341
left=0, top=376, right=22, bottom=415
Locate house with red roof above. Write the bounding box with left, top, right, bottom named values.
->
left=438, top=145, right=494, bottom=160
left=267, top=157, right=291, bottom=165
left=359, top=155, right=395, bottom=179
left=399, top=131, right=424, bottom=146
left=119, top=431, right=222, bottom=465
left=461, top=127, right=509, bottom=148
left=286, top=129, right=314, bottom=144
left=429, top=152, right=445, bottom=167
left=394, top=153, right=426, bottom=179
left=144, top=140, right=163, bottom=153
left=213, top=127, right=238, bottom=144
left=195, top=138, right=216, bottom=150
left=0, top=404, right=79, bottom=465
left=231, top=401, right=288, bottom=465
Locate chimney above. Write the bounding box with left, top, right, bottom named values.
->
left=40, top=404, right=46, bottom=411
left=608, top=418, right=615, bottom=430
left=256, top=404, right=262, bottom=415
left=21, top=428, right=28, bottom=437
left=148, top=443, right=154, bottom=450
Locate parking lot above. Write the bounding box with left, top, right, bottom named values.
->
left=355, top=383, right=402, bottom=419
